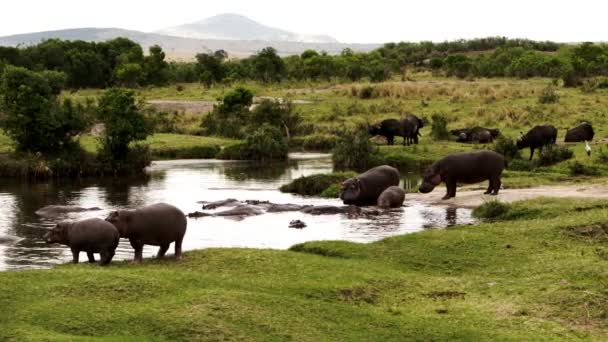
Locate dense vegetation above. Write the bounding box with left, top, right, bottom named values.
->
left=2, top=198, right=608, bottom=340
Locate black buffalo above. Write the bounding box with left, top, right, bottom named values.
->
left=516, top=125, right=558, bottom=160
left=400, top=113, right=424, bottom=145
left=451, top=127, right=499, bottom=143
left=368, top=119, right=404, bottom=145
left=565, top=122, right=594, bottom=142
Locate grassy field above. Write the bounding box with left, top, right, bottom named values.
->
left=1, top=197, right=608, bottom=340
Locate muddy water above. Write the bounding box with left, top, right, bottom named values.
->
left=0, top=153, right=474, bottom=271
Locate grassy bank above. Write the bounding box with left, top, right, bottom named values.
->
left=1, top=197, right=608, bottom=340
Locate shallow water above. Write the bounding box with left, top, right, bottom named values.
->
left=0, top=153, right=474, bottom=271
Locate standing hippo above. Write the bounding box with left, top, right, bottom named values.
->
left=401, top=113, right=424, bottom=145
left=106, top=203, right=187, bottom=262
left=44, top=218, right=119, bottom=265
left=340, top=165, right=400, bottom=206
left=565, top=122, right=594, bottom=142
left=516, top=125, right=558, bottom=160
left=418, top=151, right=507, bottom=200
left=368, top=119, right=404, bottom=145
left=377, top=186, right=406, bottom=208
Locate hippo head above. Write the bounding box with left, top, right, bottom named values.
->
left=368, top=124, right=381, bottom=136
left=418, top=165, right=442, bottom=193
left=44, top=222, right=70, bottom=244
left=105, top=211, right=129, bottom=237
left=340, top=178, right=362, bottom=204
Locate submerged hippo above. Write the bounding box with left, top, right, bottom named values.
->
left=377, top=186, right=406, bottom=208
left=35, top=205, right=102, bottom=218
left=106, top=203, right=187, bottom=262
left=419, top=151, right=507, bottom=200
left=44, top=218, right=119, bottom=265
left=340, top=165, right=400, bottom=206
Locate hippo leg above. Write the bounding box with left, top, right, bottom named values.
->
left=99, top=250, right=114, bottom=266
left=87, top=252, right=96, bottom=263
left=174, top=238, right=183, bottom=259
left=157, top=244, right=170, bottom=259
left=484, top=183, right=493, bottom=195
left=492, top=177, right=501, bottom=195
left=129, top=239, right=144, bottom=263
left=71, top=248, right=80, bottom=264
left=442, top=181, right=457, bottom=200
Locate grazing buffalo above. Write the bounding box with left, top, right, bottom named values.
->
left=565, top=122, right=594, bottom=143
left=419, top=151, right=507, bottom=200
left=368, top=119, right=405, bottom=145
left=106, top=203, right=187, bottom=262
left=451, top=127, right=500, bottom=143
left=340, top=165, right=400, bottom=206
left=44, top=218, right=119, bottom=265
left=401, top=113, right=424, bottom=145
left=377, top=186, right=406, bottom=208
left=517, top=125, right=558, bottom=160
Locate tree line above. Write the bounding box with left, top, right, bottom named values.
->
left=1, top=37, right=607, bottom=89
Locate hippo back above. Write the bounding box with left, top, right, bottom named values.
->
left=356, top=165, right=400, bottom=205
left=69, top=218, right=119, bottom=252
left=127, top=203, right=187, bottom=244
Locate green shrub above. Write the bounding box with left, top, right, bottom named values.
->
left=568, top=161, right=600, bottom=176
left=538, top=84, right=560, bottom=104
left=473, top=201, right=511, bottom=219
left=279, top=172, right=357, bottom=196
left=492, top=136, right=521, bottom=161
left=289, top=134, right=338, bottom=151
left=597, top=147, right=608, bottom=163
left=430, top=113, right=450, bottom=140
left=97, top=144, right=151, bottom=176
left=250, top=100, right=302, bottom=138
left=332, top=128, right=376, bottom=169
left=536, top=144, right=573, bottom=166
left=218, top=126, right=288, bottom=161
left=200, top=87, right=253, bottom=138
left=357, top=86, right=377, bottom=99
left=150, top=145, right=221, bottom=160
left=508, top=159, right=534, bottom=171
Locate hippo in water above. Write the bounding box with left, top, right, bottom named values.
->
left=340, top=165, right=400, bottom=206
left=517, top=125, right=557, bottom=160
left=35, top=205, right=102, bottom=218
left=419, top=150, right=507, bottom=200
left=44, top=218, right=119, bottom=265
left=377, top=186, right=406, bottom=208
left=106, top=203, right=187, bottom=262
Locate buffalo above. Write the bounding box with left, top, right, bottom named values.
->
left=368, top=119, right=405, bottom=145
left=516, top=125, right=558, bottom=160
left=451, top=127, right=499, bottom=143
left=401, top=113, right=424, bottom=145
left=565, top=122, right=594, bottom=143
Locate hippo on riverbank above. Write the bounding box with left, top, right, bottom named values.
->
left=377, top=186, right=406, bottom=208
left=35, top=205, right=102, bottom=218
left=106, top=203, right=187, bottom=262
left=419, top=150, right=507, bottom=200
left=517, top=125, right=557, bottom=160
left=44, top=218, right=119, bottom=265
left=340, top=165, right=400, bottom=206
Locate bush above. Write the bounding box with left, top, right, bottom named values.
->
left=279, top=172, right=357, bottom=196
left=430, top=113, right=450, bottom=140
left=97, top=144, right=151, bottom=175
left=289, top=134, right=338, bottom=151
left=492, top=136, right=521, bottom=161
left=150, top=145, right=221, bottom=160
left=538, top=84, right=560, bottom=104
left=200, top=87, right=253, bottom=138
left=250, top=100, right=302, bottom=138
left=0, top=66, right=88, bottom=153
left=357, top=86, right=377, bottom=99
left=97, top=88, right=152, bottom=169
left=568, top=161, right=600, bottom=176
left=473, top=201, right=511, bottom=219
left=536, top=144, right=573, bottom=166
left=507, top=159, right=535, bottom=171
left=218, top=126, right=288, bottom=161
left=597, top=147, right=608, bottom=163
left=332, top=128, right=376, bottom=169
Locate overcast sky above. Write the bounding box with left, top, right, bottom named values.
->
left=0, top=0, right=606, bottom=43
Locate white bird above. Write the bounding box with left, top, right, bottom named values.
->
left=585, top=141, right=591, bottom=157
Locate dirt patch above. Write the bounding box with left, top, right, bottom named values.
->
left=424, top=291, right=466, bottom=300
left=567, top=224, right=608, bottom=242
left=338, top=287, right=379, bottom=304
left=407, top=185, right=608, bottom=208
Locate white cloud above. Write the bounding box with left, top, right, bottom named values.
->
left=0, top=0, right=605, bottom=43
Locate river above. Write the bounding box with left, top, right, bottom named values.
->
left=0, top=153, right=474, bottom=271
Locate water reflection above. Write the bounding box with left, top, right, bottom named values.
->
left=0, top=155, right=475, bottom=271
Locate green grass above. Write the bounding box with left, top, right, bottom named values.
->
left=2, top=197, right=608, bottom=340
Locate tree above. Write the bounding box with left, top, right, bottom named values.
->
left=144, top=45, right=169, bottom=86
left=114, top=63, right=144, bottom=87
left=250, top=100, right=301, bottom=139
left=251, top=47, right=285, bottom=83
left=195, top=51, right=227, bottom=87
left=0, top=66, right=86, bottom=153
left=97, top=88, right=151, bottom=160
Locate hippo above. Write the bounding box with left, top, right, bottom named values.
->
left=213, top=205, right=264, bottom=217
left=451, top=127, right=499, bottom=143
left=266, top=203, right=310, bottom=213
left=106, top=203, right=187, bottom=262
left=35, top=205, right=102, bottom=218
left=377, top=186, right=406, bottom=208
left=340, top=165, right=400, bottom=206
left=300, top=205, right=362, bottom=216
left=368, top=119, right=405, bottom=145
left=401, top=113, right=424, bottom=145
left=517, top=125, right=558, bottom=160
left=565, top=122, right=594, bottom=143
left=201, top=199, right=239, bottom=209
left=0, top=234, right=21, bottom=245
left=44, top=218, right=119, bottom=265
left=419, top=150, right=507, bottom=200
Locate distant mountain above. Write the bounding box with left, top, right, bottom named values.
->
left=157, top=13, right=338, bottom=43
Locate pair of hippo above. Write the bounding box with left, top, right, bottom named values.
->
left=44, top=203, right=187, bottom=266
left=342, top=151, right=507, bottom=202
left=368, top=113, right=424, bottom=146
left=451, top=127, right=500, bottom=144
